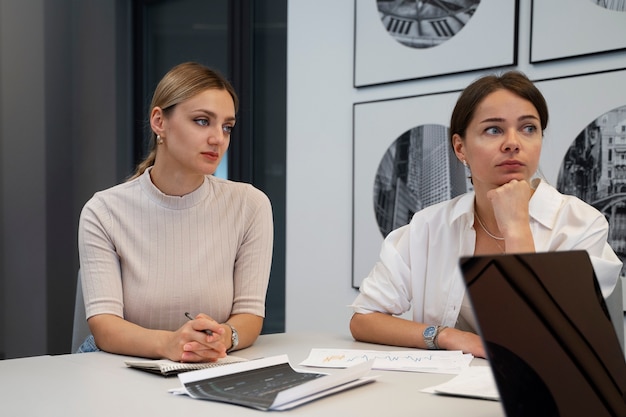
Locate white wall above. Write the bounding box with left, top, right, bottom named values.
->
left=286, top=1, right=626, bottom=335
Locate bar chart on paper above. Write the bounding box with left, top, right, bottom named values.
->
left=299, top=348, right=473, bottom=374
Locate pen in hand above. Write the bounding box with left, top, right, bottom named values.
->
left=185, top=312, right=213, bottom=335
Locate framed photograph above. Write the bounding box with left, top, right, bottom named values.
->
left=530, top=0, right=626, bottom=63
left=352, top=90, right=462, bottom=288
left=535, top=69, right=626, bottom=183
left=536, top=69, right=626, bottom=277
left=352, top=69, right=626, bottom=288
left=354, top=0, right=519, bottom=87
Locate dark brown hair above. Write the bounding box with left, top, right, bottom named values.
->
left=449, top=71, right=548, bottom=148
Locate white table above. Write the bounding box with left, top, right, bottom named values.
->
left=0, top=332, right=504, bottom=416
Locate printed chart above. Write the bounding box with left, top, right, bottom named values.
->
left=299, top=348, right=473, bottom=374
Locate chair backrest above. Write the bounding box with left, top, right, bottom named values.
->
left=71, top=270, right=91, bottom=353
left=606, top=275, right=625, bottom=352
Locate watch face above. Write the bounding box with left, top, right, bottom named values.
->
left=423, top=325, right=437, bottom=338
left=376, top=0, right=482, bottom=48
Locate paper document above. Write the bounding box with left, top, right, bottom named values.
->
left=423, top=366, right=500, bottom=400
left=300, top=348, right=473, bottom=374
left=171, top=354, right=376, bottom=411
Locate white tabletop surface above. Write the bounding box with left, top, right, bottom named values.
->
left=0, top=332, right=505, bottom=416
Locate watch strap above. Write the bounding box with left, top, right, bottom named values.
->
left=433, top=325, right=448, bottom=350
left=224, top=322, right=239, bottom=353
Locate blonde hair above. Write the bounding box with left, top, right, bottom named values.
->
left=129, top=62, right=238, bottom=180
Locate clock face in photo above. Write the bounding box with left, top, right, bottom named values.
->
left=589, top=0, right=626, bottom=12
left=376, top=0, right=482, bottom=48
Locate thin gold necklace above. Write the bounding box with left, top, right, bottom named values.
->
left=475, top=212, right=505, bottom=240
left=475, top=212, right=506, bottom=253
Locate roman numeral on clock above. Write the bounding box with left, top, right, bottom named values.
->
left=429, top=18, right=454, bottom=37
left=385, top=17, right=414, bottom=35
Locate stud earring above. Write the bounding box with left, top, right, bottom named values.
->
left=462, top=160, right=468, bottom=168
left=157, top=135, right=164, bottom=145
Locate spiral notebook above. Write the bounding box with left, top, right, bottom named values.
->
left=460, top=251, right=626, bottom=417
left=125, top=355, right=247, bottom=376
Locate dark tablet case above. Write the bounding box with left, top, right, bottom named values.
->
left=460, top=251, right=626, bottom=417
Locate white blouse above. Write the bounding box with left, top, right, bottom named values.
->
left=351, top=180, right=622, bottom=329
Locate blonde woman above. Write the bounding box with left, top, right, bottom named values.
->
left=77, top=62, right=273, bottom=362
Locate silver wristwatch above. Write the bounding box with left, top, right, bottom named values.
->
left=225, top=323, right=239, bottom=353
left=423, top=325, right=447, bottom=350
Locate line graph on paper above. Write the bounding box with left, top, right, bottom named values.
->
left=299, top=348, right=473, bottom=375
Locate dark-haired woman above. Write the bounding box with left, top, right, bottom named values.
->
left=349, top=71, right=621, bottom=358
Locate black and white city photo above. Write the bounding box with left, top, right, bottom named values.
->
left=557, top=104, right=626, bottom=275
left=373, top=124, right=471, bottom=237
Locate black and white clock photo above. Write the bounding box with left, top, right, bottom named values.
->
left=590, top=0, right=626, bottom=11
left=354, top=0, right=517, bottom=87
left=376, top=0, right=481, bottom=48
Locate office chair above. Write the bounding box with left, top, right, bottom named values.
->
left=71, top=270, right=92, bottom=353
left=606, top=275, right=625, bottom=352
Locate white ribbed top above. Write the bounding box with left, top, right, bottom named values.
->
left=78, top=168, right=273, bottom=331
